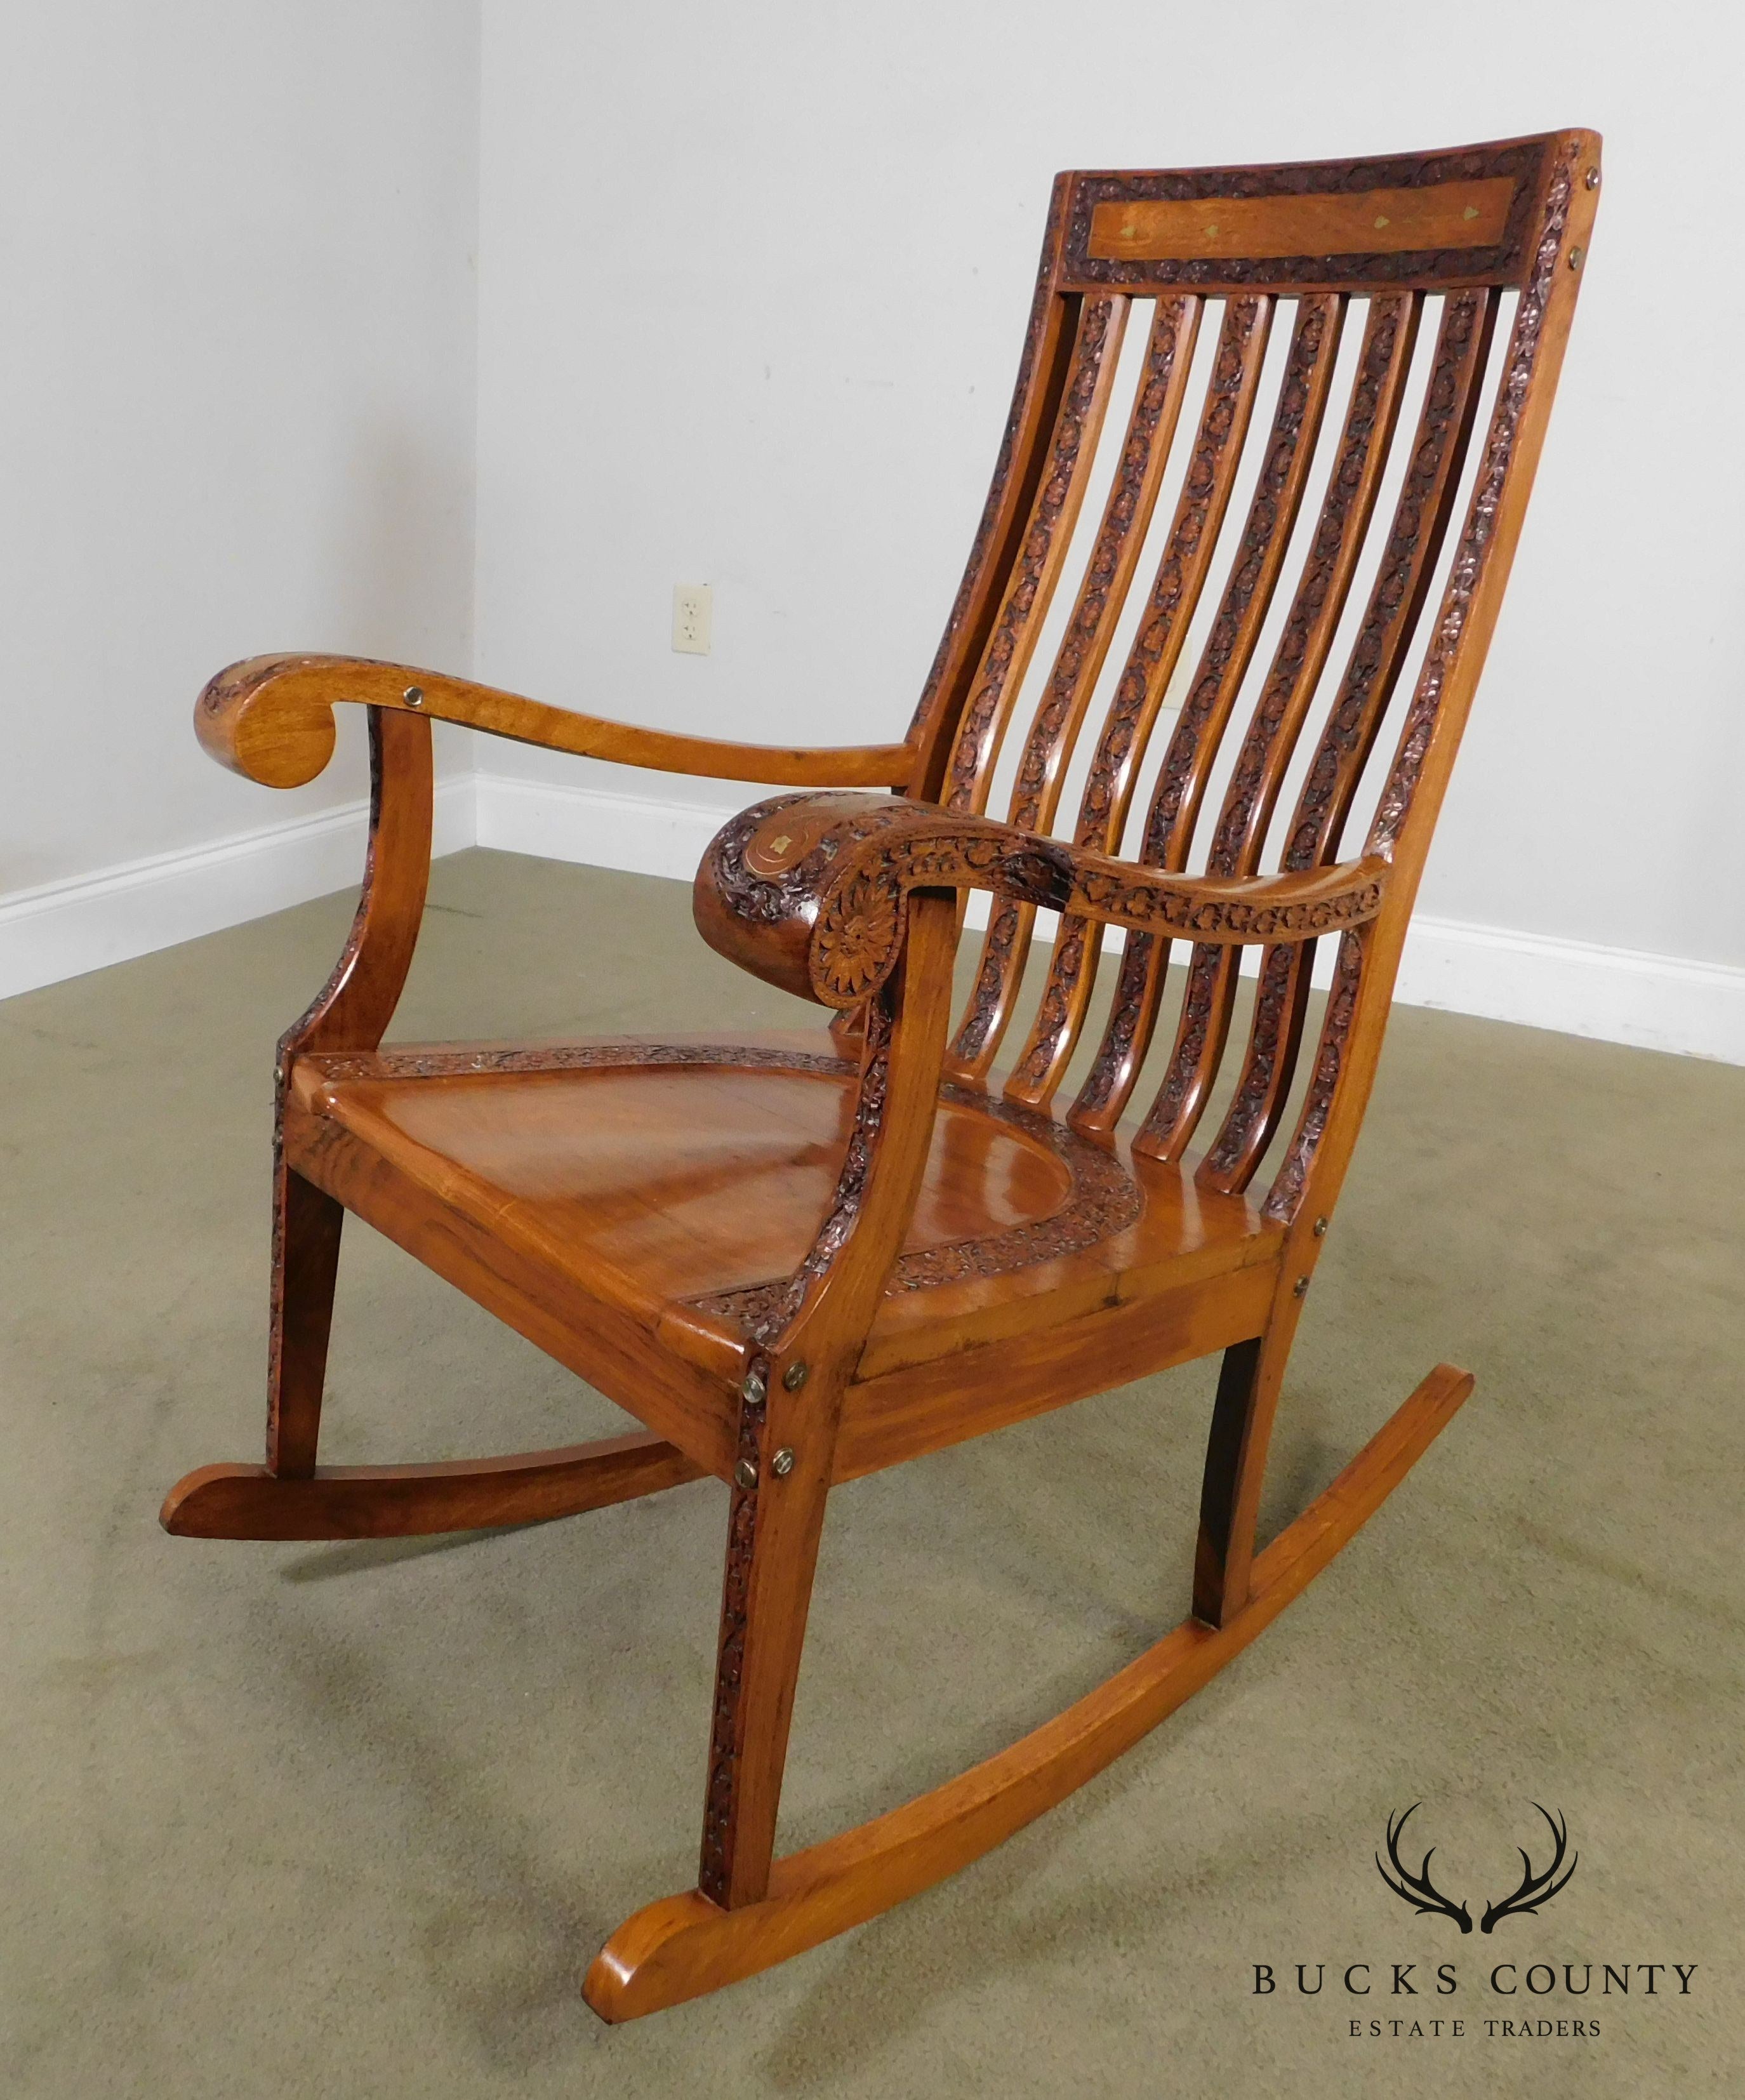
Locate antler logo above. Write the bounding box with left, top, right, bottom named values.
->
left=1480, top=1805, right=1578, bottom=1932
left=1376, top=1804, right=1472, bottom=1932
left=1376, top=1804, right=1578, bottom=1934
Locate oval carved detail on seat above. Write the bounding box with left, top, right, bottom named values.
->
left=673, top=1054, right=1146, bottom=1330
left=303, top=1038, right=1144, bottom=1325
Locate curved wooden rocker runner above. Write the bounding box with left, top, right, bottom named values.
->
left=163, top=131, right=1598, bottom=2019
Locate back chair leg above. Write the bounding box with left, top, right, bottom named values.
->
left=266, top=1157, right=345, bottom=1478
left=164, top=1149, right=706, bottom=1541
left=1193, top=1314, right=1297, bottom=1628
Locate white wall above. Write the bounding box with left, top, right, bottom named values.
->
left=0, top=2, right=480, bottom=985
left=472, top=0, right=1745, bottom=1055
left=5, top=4, right=1741, bottom=1056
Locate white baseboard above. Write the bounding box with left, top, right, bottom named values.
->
left=0, top=776, right=472, bottom=1002
left=1396, top=914, right=1745, bottom=1065
left=6, top=765, right=1742, bottom=1068
left=472, top=769, right=733, bottom=879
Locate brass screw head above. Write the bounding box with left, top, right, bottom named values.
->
left=1313, top=1216, right=1329, bottom=1238
left=782, top=1360, right=809, bottom=1391
left=733, top=1458, right=758, bottom=1491
left=741, top=1369, right=766, bottom=1405
left=1585, top=166, right=1600, bottom=189
left=402, top=684, right=425, bottom=707
left=1293, top=1275, right=1310, bottom=1298
left=771, top=1447, right=796, bottom=1477
left=1567, top=246, right=1584, bottom=272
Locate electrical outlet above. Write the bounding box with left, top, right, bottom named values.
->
left=672, top=583, right=712, bottom=655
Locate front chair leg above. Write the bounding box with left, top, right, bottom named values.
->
left=266, top=1156, right=345, bottom=1478
left=698, top=1364, right=836, bottom=1910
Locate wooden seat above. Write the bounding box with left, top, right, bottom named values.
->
left=163, top=129, right=1600, bottom=2019
left=279, top=1032, right=1280, bottom=1471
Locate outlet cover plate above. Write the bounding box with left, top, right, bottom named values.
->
left=672, top=583, right=712, bottom=655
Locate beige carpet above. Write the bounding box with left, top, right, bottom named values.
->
left=2, top=847, right=1740, bottom=2098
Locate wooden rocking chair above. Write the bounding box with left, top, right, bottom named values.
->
left=163, top=131, right=1599, bottom=2018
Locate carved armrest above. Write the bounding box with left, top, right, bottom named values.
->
left=195, top=654, right=916, bottom=790
left=694, top=792, right=1389, bottom=1008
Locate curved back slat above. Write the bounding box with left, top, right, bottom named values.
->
left=941, top=296, right=1131, bottom=815
left=950, top=295, right=1201, bottom=1080
left=1134, top=293, right=1421, bottom=1164
left=1197, top=286, right=1498, bottom=1186
left=1065, top=293, right=1341, bottom=1134
left=999, top=296, right=1270, bottom=1105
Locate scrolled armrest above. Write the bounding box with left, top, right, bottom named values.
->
left=195, top=653, right=915, bottom=790
left=694, top=792, right=1389, bottom=1008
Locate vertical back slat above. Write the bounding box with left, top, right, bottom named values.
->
left=907, top=179, right=1078, bottom=802
left=941, top=295, right=1131, bottom=816
left=1064, top=293, right=1343, bottom=1135
left=950, top=296, right=1202, bottom=1079
left=999, top=296, right=1272, bottom=1106
left=1134, top=292, right=1421, bottom=1161
left=1200, top=286, right=1503, bottom=1191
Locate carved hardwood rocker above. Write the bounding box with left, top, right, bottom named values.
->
left=163, top=131, right=1598, bottom=2018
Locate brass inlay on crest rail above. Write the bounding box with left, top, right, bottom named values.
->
left=1090, top=177, right=1515, bottom=261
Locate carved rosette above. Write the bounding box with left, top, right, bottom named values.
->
left=816, top=872, right=902, bottom=1004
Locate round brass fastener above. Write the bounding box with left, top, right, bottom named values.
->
left=741, top=1369, right=766, bottom=1405
left=402, top=685, right=425, bottom=707
left=782, top=1361, right=809, bottom=1391
left=733, top=1458, right=757, bottom=1491
left=1313, top=1216, right=1329, bottom=1238
left=771, top=1447, right=796, bottom=1477
left=1293, top=1275, right=1311, bottom=1298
